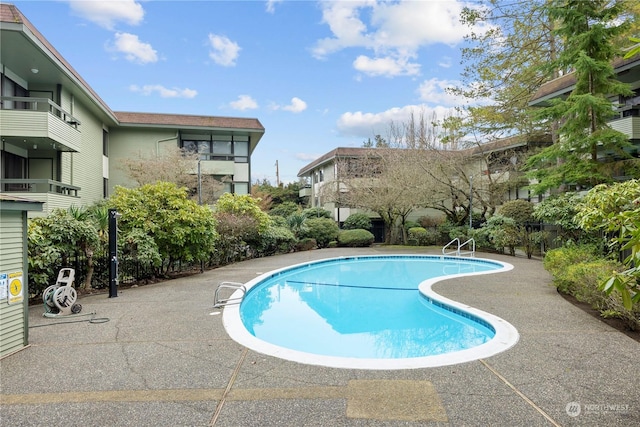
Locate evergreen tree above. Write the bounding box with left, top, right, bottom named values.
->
left=527, top=0, right=638, bottom=193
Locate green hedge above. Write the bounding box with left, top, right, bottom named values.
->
left=337, top=229, right=374, bottom=247
left=543, top=246, right=638, bottom=330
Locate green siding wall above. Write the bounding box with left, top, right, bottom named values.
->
left=0, top=210, right=27, bottom=358
left=108, top=128, right=179, bottom=191
left=58, top=89, right=108, bottom=207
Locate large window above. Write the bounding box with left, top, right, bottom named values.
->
left=181, top=133, right=249, bottom=162
left=103, top=130, right=109, bottom=156
left=233, top=182, right=249, bottom=195
left=234, top=136, right=249, bottom=163
left=1, top=74, right=28, bottom=110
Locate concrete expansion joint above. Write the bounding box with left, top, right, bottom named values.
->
left=209, top=348, right=248, bottom=426
left=479, top=359, right=562, bottom=427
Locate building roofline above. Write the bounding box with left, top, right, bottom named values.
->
left=114, top=111, right=265, bottom=132
left=529, top=56, right=640, bottom=106
left=1, top=3, right=266, bottom=133
left=0, top=2, right=119, bottom=123
left=0, top=193, right=44, bottom=211
left=297, top=147, right=371, bottom=176
left=297, top=135, right=551, bottom=178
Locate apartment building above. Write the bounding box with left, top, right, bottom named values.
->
left=0, top=3, right=264, bottom=216
left=529, top=56, right=640, bottom=179
left=297, top=137, right=549, bottom=236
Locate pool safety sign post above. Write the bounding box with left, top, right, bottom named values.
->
left=2, top=271, right=24, bottom=305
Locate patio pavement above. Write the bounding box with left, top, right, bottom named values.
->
left=1, top=247, right=638, bottom=426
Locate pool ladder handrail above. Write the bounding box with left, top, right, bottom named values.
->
left=213, top=281, right=246, bottom=308
left=442, top=237, right=475, bottom=257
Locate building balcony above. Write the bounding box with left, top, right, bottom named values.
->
left=0, top=97, right=81, bottom=152
left=299, top=186, right=312, bottom=197
left=0, top=179, right=80, bottom=216
left=610, top=116, right=640, bottom=140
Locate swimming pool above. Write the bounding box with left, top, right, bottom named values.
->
left=223, top=255, right=519, bottom=369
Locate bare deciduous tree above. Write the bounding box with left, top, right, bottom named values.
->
left=119, top=145, right=227, bottom=204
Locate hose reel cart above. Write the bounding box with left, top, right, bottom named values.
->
left=42, top=268, right=82, bottom=317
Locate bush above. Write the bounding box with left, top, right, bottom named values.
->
left=301, top=207, right=332, bottom=219
left=543, top=245, right=601, bottom=284
left=404, top=221, right=420, bottom=231
left=479, top=215, right=519, bottom=255
left=407, top=227, right=437, bottom=246
left=269, top=201, right=299, bottom=218
left=543, top=247, right=638, bottom=330
left=110, top=182, right=218, bottom=273
left=300, top=217, right=339, bottom=248
left=418, top=216, right=443, bottom=228
left=211, top=213, right=258, bottom=265
left=256, top=225, right=296, bottom=256
left=295, top=238, right=317, bottom=251
left=269, top=215, right=288, bottom=227
left=342, top=213, right=372, bottom=230
left=499, top=199, right=535, bottom=225
left=337, top=229, right=374, bottom=247
left=562, top=259, right=621, bottom=306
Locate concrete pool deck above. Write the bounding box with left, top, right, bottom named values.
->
left=1, top=247, right=638, bottom=426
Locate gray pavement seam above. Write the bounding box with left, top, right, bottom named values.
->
left=480, top=359, right=562, bottom=427
left=209, top=348, right=248, bottom=426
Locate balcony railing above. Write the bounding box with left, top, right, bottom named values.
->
left=0, top=96, right=81, bottom=128
left=1, top=179, right=80, bottom=197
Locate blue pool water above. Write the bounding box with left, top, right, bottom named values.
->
left=239, top=256, right=503, bottom=360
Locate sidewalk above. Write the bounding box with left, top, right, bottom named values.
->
left=1, top=247, right=638, bottom=426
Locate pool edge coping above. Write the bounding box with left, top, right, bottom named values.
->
left=222, top=254, right=519, bottom=370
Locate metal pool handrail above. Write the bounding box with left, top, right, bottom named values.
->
left=442, top=238, right=475, bottom=257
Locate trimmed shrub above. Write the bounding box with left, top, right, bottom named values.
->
left=403, top=221, right=420, bottom=231
left=343, top=213, right=372, bottom=230
left=407, top=227, right=437, bottom=246
left=257, top=225, right=296, bottom=256
left=338, top=229, right=374, bottom=247
left=300, top=217, right=339, bottom=248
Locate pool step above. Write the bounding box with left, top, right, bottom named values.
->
left=213, top=282, right=246, bottom=308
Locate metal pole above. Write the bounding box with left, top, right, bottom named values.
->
left=197, top=159, right=202, bottom=205
left=469, top=175, right=473, bottom=230
left=108, top=209, right=119, bottom=298
left=197, top=159, right=204, bottom=273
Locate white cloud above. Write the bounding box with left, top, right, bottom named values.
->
left=230, top=95, right=258, bottom=110
left=353, top=54, right=419, bottom=77
left=111, top=32, right=158, bottom=64
left=312, top=1, right=372, bottom=59
left=208, top=34, right=241, bottom=66
left=68, top=0, right=144, bottom=30
left=271, top=97, right=307, bottom=113
left=282, top=97, right=307, bottom=113
left=438, top=57, right=453, bottom=68
left=417, top=78, right=463, bottom=106
left=312, top=1, right=491, bottom=77
left=129, top=84, right=197, bottom=98
left=336, top=104, right=454, bottom=138
left=265, top=0, right=283, bottom=14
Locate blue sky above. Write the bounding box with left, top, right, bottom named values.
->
left=13, top=0, right=484, bottom=184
